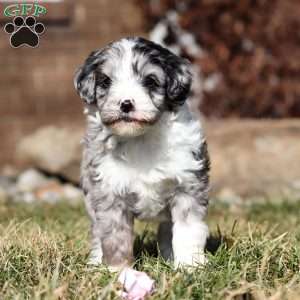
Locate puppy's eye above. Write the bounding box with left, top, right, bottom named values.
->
left=97, top=73, right=112, bottom=89
left=143, top=74, right=160, bottom=90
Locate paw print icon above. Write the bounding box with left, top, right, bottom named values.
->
left=4, top=16, right=45, bottom=48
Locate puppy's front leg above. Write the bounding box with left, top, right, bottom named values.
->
left=95, top=202, right=134, bottom=271
left=171, top=193, right=209, bottom=268
left=88, top=221, right=103, bottom=265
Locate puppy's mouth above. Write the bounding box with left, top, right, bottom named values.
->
left=102, top=113, right=161, bottom=137
left=104, top=116, right=156, bottom=126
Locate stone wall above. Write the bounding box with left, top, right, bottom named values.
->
left=12, top=119, right=300, bottom=200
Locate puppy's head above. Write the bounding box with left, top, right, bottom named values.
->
left=74, top=37, right=192, bottom=137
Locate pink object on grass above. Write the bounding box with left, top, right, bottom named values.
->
left=118, top=267, right=155, bottom=300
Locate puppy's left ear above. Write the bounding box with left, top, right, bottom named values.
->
left=166, top=57, right=192, bottom=109
left=74, top=50, right=102, bottom=104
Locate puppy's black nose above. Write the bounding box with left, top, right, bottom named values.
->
left=120, top=99, right=134, bottom=113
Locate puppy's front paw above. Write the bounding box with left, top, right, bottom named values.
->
left=87, top=251, right=103, bottom=266
left=174, top=252, right=207, bottom=269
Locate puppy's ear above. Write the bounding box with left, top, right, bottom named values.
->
left=74, top=50, right=102, bottom=104
left=166, top=57, right=192, bottom=109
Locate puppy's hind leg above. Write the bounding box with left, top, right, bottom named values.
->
left=157, top=221, right=173, bottom=261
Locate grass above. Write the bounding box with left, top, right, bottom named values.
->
left=0, top=199, right=300, bottom=299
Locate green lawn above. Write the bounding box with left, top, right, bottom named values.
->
left=0, top=199, right=300, bottom=300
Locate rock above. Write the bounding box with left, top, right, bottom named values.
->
left=1, top=168, right=84, bottom=204
left=14, top=192, right=37, bottom=204
left=16, top=126, right=84, bottom=183
left=34, top=181, right=66, bottom=204
left=207, top=119, right=300, bottom=200
left=16, top=169, right=49, bottom=192
left=62, top=184, right=83, bottom=203
left=34, top=182, right=83, bottom=204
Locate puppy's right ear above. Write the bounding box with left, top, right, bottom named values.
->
left=74, top=50, right=102, bottom=104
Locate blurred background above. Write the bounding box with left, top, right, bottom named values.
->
left=0, top=0, right=300, bottom=204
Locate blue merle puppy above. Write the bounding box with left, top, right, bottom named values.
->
left=74, top=37, right=210, bottom=271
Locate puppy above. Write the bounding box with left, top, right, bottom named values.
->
left=74, top=37, right=210, bottom=270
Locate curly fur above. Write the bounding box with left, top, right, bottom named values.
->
left=74, top=37, right=210, bottom=269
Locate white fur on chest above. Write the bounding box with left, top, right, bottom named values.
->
left=93, top=108, right=204, bottom=217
